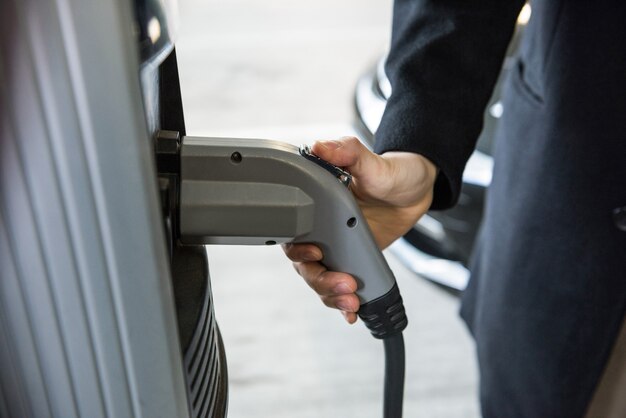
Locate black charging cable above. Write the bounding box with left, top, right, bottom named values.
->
left=383, top=333, right=405, bottom=418
left=358, top=283, right=408, bottom=418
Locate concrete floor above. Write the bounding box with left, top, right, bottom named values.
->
left=176, top=1, right=480, bottom=416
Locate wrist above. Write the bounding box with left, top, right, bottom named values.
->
left=380, top=151, right=438, bottom=194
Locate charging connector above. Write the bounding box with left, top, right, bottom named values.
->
left=178, top=136, right=407, bottom=417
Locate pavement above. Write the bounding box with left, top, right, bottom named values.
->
left=176, top=1, right=480, bottom=416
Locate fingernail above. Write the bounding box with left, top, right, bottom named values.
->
left=333, top=282, right=353, bottom=294
left=317, top=140, right=341, bottom=150
left=341, top=311, right=349, bottom=321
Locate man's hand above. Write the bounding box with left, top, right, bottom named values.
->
left=283, top=136, right=438, bottom=323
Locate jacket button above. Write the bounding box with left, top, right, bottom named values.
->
left=613, top=207, right=626, bottom=231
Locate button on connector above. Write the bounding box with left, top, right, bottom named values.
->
left=299, top=144, right=352, bottom=187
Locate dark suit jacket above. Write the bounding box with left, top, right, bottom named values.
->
left=375, top=1, right=626, bottom=417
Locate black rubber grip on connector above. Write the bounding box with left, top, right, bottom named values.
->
left=358, top=283, right=408, bottom=339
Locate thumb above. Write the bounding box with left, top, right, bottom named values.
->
left=311, top=137, right=380, bottom=177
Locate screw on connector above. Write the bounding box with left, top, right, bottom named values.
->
left=230, top=152, right=242, bottom=163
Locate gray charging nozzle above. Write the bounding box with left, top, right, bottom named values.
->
left=178, top=136, right=407, bottom=337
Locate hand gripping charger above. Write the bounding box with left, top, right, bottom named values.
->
left=178, top=137, right=408, bottom=417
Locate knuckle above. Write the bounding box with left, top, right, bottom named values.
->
left=342, top=135, right=359, bottom=145
left=344, top=136, right=361, bottom=150
left=320, top=295, right=338, bottom=309
left=285, top=248, right=304, bottom=262
left=297, top=262, right=326, bottom=292
left=284, top=251, right=299, bottom=262
left=283, top=243, right=316, bottom=262
left=312, top=270, right=331, bottom=290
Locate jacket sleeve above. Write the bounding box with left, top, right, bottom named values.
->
left=374, top=0, right=525, bottom=209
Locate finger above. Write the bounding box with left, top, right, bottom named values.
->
left=311, top=136, right=382, bottom=176
left=282, top=243, right=323, bottom=262
left=321, top=293, right=360, bottom=313
left=341, top=311, right=358, bottom=324
left=293, top=262, right=358, bottom=296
